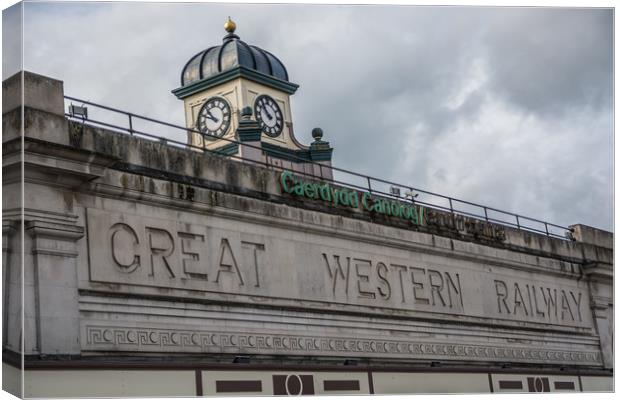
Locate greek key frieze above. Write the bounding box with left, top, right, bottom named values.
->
left=83, top=325, right=601, bottom=365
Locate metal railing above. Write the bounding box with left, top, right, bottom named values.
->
left=63, top=95, right=573, bottom=240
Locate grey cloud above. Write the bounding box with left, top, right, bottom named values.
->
left=481, top=8, right=613, bottom=116
left=11, top=3, right=613, bottom=231
left=2, top=3, right=22, bottom=78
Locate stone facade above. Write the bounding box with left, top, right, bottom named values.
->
left=2, top=71, right=614, bottom=396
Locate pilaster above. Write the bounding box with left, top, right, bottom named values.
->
left=26, top=218, right=84, bottom=354
left=2, top=220, right=21, bottom=353
left=583, top=262, right=613, bottom=369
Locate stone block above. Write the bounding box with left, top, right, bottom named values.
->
left=373, top=372, right=489, bottom=394
left=3, top=71, right=65, bottom=116
left=39, top=316, right=80, bottom=354
left=570, top=224, right=613, bottom=249
left=25, top=369, right=196, bottom=397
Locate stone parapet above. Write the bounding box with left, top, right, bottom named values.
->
left=569, top=224, right=613, bottom=249
left=2, top=71, right=65, bottom=116
left=60, top=118, right=610, bottom=270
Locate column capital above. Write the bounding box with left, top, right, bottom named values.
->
left=582, top=261, right=613, bottom=282
left=26, top=220, right=84, bottom=258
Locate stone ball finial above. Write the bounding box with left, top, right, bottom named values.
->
left=312, top=127, right=323, bottom=141
left=224, top=16, right=236, bottom=33
left=241, top=106, right=253, bottom=119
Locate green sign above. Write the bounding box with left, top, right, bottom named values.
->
left=279, top=171, right=507, bottom=241
left=280, top=171, right=425, bottom=225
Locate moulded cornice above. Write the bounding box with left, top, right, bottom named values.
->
left=582, top=262, right=613, bottom=282
left=25, top=220, right=85, bottom=241
left=172, top=66, right=299, bottom=99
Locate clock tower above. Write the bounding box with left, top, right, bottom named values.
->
left=172, top=18, right=333, bottom=177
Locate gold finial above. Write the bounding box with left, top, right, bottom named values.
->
left=224, top=16, right=236, bottom=33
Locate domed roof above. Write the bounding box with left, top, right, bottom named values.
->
left=181, top=19, right=289, bottom=87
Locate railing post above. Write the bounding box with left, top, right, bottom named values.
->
left=61, top=95, right=573, bottom=242
left=128, top=114, right=134, bottom=135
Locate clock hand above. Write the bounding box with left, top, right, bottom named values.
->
left=206, top=109, right=219, bottom=123
left=264, top=106, right=273, bottom=120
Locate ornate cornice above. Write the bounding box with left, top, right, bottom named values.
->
left=172, top=66, right=300, bottom=99
left=4, top=136, right=120, bottom=189
left=26, top=220, right=84, bottom=241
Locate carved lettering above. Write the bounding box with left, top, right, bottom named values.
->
left=410, top=267, right=430, bottom=305
left=560, top=290, right=574, bottom=321
left=532, top=284, right=546, bottom=318
left=393, top=264, right=408, bottom=304
left=241, top=241, right=265, bottom=288
left=376, top=262, right=391, bottom=300
left=110, top=223, right=140, bottom=273
left=428, top=269, right=446, bottom=307
left=541, top=287, right=558, bottom=319
left=146, top=227, right=176, bottom=278
left=494, top=279, right=583, bottom=324
left=322, top=253, right=464, bottom=313
left=91, top=209, right=590, bottom=330
left=216, top=238, right=244, bottom=285
left=495, top=280, right=510, bottom=314
left=322, top=254, right=350, bottom=296
left=445, top=272, right=463, bottom=308
left=102, top=214, right=267, bottom=291
left=179, top=232, right=207, bottom=280
left=570, top=291, right=583, bottom=322
left=354, top=258, right=375, bottom=299
left=513, top=283, right=528, bottom=316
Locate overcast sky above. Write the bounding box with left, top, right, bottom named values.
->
left=2, top=2, right=614, bottom=232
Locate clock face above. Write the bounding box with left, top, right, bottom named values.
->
left=196, top=96, right=232, bottom=139
left=254, top=95, right=284, bottom=137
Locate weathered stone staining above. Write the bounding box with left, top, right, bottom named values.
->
left=494, top=280, right=582, bottom=323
